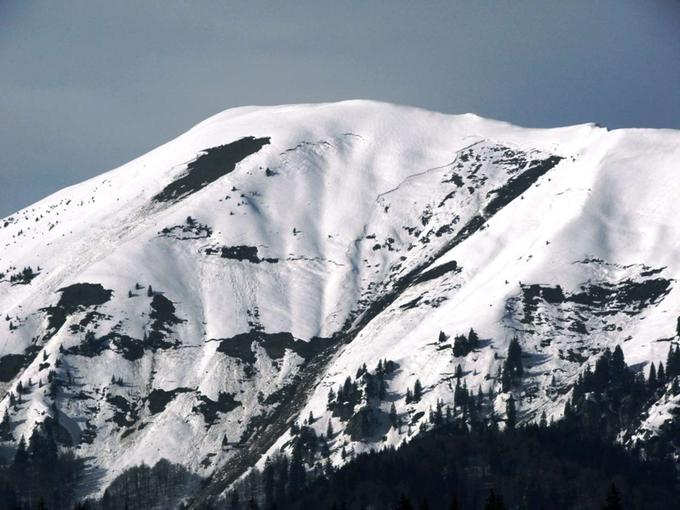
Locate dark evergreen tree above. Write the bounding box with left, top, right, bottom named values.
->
left=448, top=495, right=460, bottom=510
left=452, top=335, right=467, bottom=357
left=601, top=483, right=623, bottom=510
left=14, top=435, right=28, bottom=466
left=501, top=338, right=524, bottom=392
left=389, top=403, right=398, bottom=428
left=413, top=380, right=423, bottom=402
left=507, top=338, right=523, bottom=377
left=454, top=380, right=468, bottom=410
left=611, top=345, right=626, bottom=377
left=262, top=458, right=275, bottom=508
left=468, top=328, right=479, bottom=349
left=228, top=490, right=240, bottom=510
left=506, top=396, right=517, bottom=429
left=658, top=362, right=666, bottom=386
left=484, top=490, right=506, bottom=510
left=501, top=363, right=512, bottom=392
left=648, top=362, right=657, bottom=390
left=0, top=409, right=12, bottom=440
left=288, top=444, right=306, bottom=497
left=395, top=494, right=414, bottom=510
left=274, top=456, right=288, bottom=504
left=665, top=344, right=680, bottom=379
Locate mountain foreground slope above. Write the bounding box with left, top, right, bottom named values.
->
left=1, top=100, right=680, bottom=506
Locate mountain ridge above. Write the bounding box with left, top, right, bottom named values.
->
left=1, top=101, right=679, bottom=506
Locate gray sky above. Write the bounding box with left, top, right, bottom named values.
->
left=1, top=1, right=679, bottom=218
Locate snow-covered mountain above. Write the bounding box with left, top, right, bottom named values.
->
left=1, top=100, right=680, bottom=505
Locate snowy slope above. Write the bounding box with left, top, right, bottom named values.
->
left=1, top=100, right=679, bottom=503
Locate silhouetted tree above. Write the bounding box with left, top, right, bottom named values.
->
left=484, top=490, right=506, bottom=510
left=601, top=483, right=623, bottom=510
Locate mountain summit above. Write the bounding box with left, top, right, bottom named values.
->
left=1, top=101, right=680, bottom=506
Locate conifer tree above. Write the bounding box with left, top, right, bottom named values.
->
left=379, top=377, right=387, bottom=400
left=658, top=362, right=666, bottom=386
left=666, top=345, right=677, bottom=379
left=484, top=490, right=506, bottom=510
left=413, top=380, right=423, bottom=402
left=506, top=396, right=517, bottom=429
left=468, top=328, right=479, bottom=348
left=502, top=338, right=524, bottom=391
left=648, top=362, right=657, bottom=390
left=507, top=338, right=523, bottom=377
left=448, top=495, right=461, bottom=510
left=396, top=495, right=414, bottom=510
left=389, top=402, right=398, bottom=428
left=666, top=345, right=680, bottom=380
left=611, top=345, right=626, bottom=377
left=263, top=458, right=274, bottom=508
left=601, top=483, right=623, bottom=510
left=454, top=380, right=467, bottom=410
left=274, top=456, right=288, bottom=503
left=452, top=335, right=469, bottom=357
left=288, top=444, right=306, bottom=497
left=501, top=363, right=512, bottom=392
left=229, top=491, right=241, bottom=510
left=14, top=435, right=28, bottom=466
left=0, top=410, right=12, bottom=440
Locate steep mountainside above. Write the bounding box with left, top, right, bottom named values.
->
left=1, top=101, right=679, bottom=505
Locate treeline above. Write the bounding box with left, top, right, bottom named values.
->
left=87, top=459, right=200, bottom=510
left=4, top=336, right=680, bottom=510
left=0, top=418, right=82, bottom=509
left=213, top=342, right=680, bottom=510
left=218, top=419, right=677, bottom=510
left=566, top=343, right=680, bottom=460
